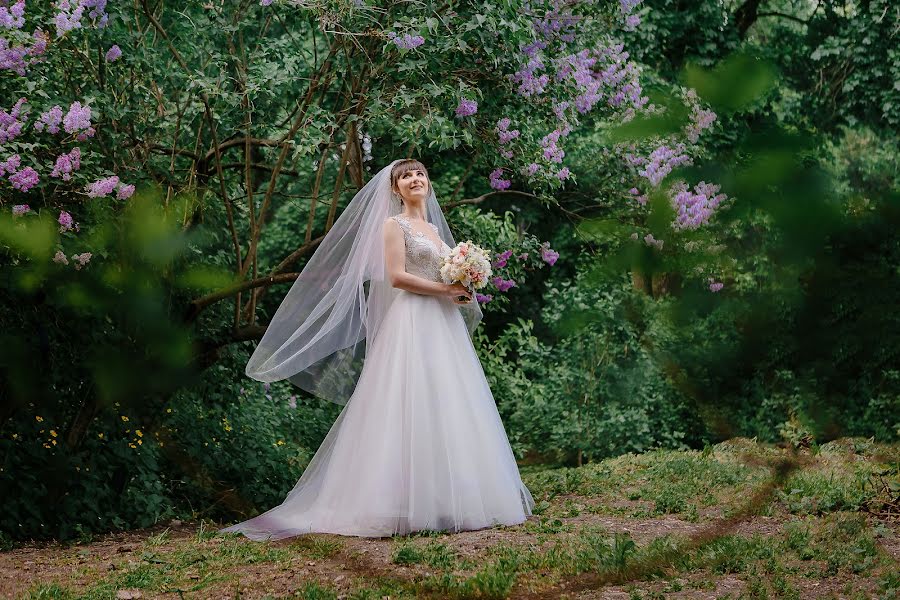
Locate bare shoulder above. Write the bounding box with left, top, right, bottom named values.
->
left=383, top=216, right=402, bottom=235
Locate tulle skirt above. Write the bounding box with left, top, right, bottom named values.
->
left=220, top=289, right=535, bottom=540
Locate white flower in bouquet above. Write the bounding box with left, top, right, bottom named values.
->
left=440, top=241, right=493, bottom=298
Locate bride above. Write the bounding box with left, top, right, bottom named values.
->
left=220, top=158, right=535, bottom=540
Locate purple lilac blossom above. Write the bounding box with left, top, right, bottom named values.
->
left=34, top=105, right=63, bottom=133
left=63, top=101, right=95, bottom=140
left=1, top=29, right=47, bottom=75
left=491, top=276, right=517, bottom=292
left=0, top=0, right=26, bottom=29
left=58, top=210, right=74, bottom=232
left=517, top=252, right=529, bottom=260
left=636, top=143, right=691, bottom=186
left=12, top=203, right=29, bottom=215
left=684, top=89, right=717, bottom=143
left=0, top=153, right=21, bottom=176
left=388, top=31, right=424, bottom=49
left=50, top=147, right=81, bottom=180
left=261, top=0, right=274, bottom=5
left=525, top=163, right=540, bottom=176
left=54, top=0, right=85, bottom=37
left=489, top=168, right=511, bottom=191
left=116, top=183, right=135, bottom=199
left=86, top=175, right=119, bottom=197
left=629, top=187, right=648, bottom=205
left=556, top=167, right=570, bottom=180
left=9, top=166, right=38, bottom=191
left=455, top=98, right=478, bottom=117
left=496, top=118, right=520, bottom=144
left=670, top=181, right=728, bottom=230
left=104, top=44, right=121, bottom=62
left=541, top=244, right=559, bottom=265
left=541, top=127, right=570, bottom=164
left=492, top=249, right=513, bottom=268
left=509, top=55, right=550, bottom=97
left=0, top=97, right=27, bottom=143
left=475, top=293, right=493, bottom=304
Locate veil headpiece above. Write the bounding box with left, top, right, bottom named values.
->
left=246, top=159, right=483, bottom=405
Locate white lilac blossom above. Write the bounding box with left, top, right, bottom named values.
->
left=71, top=251, right=92, bottom=269
left=643, top=233, right=663, bottom=249
left=52, top=250, right=68, bottom=264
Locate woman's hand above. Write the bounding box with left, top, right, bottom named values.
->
left=445, top=282, right=473, bottom=304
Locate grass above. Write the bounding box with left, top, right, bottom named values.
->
left=10, top=438, right=899, bottom=599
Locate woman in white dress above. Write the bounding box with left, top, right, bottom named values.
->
left=220, top=158, right=535, bottom=540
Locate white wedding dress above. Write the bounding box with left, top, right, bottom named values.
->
left=221, top=214, right=535, bottom=540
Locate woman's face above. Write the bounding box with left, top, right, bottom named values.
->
left=395, top=168, right=430, bottom=202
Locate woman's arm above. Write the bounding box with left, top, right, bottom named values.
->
left=383, top=219, right=454, bottom=297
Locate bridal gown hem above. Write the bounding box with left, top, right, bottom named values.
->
left=221, top=214, right=535, bottom=541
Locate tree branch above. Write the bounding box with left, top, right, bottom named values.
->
left=757, top=11, right=809, bottom=26
left=443, top=189, right=541, bottom=210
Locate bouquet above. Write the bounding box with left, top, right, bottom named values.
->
left=440, top=240, right=492, bottom=302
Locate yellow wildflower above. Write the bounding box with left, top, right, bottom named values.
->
left=121, top=415, right=129, bottom=422
left=35, top=416, right=43, bottom=422
left=135, top=430, right=143, bottom=437
left=49, top=430, right=57, bottom=438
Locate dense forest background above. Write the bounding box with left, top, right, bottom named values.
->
left=1, top=0, right=897, bottom=543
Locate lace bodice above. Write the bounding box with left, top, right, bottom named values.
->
left=390, top=214, right=450, bottom=283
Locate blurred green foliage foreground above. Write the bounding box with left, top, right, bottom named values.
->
left=1, top=0, right=898, bottom=546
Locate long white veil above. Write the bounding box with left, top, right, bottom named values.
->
left=246, top=159, right=483, bottom=405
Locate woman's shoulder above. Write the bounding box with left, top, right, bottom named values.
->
left=383, top=215, right=406, bottom=234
